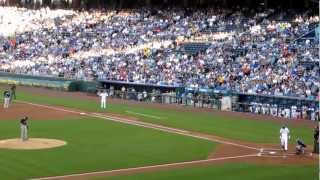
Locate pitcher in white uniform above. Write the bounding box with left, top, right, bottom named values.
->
left=98, top=90, right=108, bottom=109
left=280, top=126, right=290, bottom=151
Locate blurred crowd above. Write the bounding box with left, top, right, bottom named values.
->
left=0, top=7, right=319, bottom=99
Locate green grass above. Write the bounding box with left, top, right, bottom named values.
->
left=8, top=90, right=314, bottom=144
left=0, top=87, right=317, bottom=180
left=99, top=164, right=318, bottom=180
left=0, top=118, right=215, bottom=180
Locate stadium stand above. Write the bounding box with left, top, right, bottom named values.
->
left=0, top=0, right=318, bottom=120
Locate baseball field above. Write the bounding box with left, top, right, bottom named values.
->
left=0, top=85, right=318, bottom=180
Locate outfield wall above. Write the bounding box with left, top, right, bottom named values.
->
left=0, top=72, right=99, bottom=92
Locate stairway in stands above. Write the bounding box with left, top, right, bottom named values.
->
left=178, top=42, right=211, bottom=54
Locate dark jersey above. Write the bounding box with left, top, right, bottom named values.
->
left=314, top=128, right=319, bottom=140
left=20, top=118, right=28, bottom=126
left=297, top=139, right=306, bottom=148
left=3, top=91, right=10, bottom=98
left=10, top=85, right=16, bottom=92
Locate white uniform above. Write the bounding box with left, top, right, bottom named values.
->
left=309, top=108, right=315, bottom=121
left=255, top=103, right=260, bottom=114
left=262, top=104, right=267, bottom=115
left=280, top=127, right=290, bottom=151
left=4, top=97, right=10, bottom=108
left=271, top=105, right=277, bottom=116
left=285, top=108, right=290, bottom=119
left=99, top=91, right=108, bottom=109
left=249, top=103, right=254, bottom=113
left=291, top=106, right=297, bottom=119
left=3, top=91, right=10, bottom=108
left=21, top=124, right=28, bottom=141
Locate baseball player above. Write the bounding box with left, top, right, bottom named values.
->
left=3, top=90, right=11, bottom=108
left=291, top=105, right=297, bottom=119
left=10, top=84, right=16, bottom=102
left=20, top=116, right=29, bottom=141
left=284, top=108, right=290, bottom=119
left=313, top=125, right=319, bottom=154
left=98, top=90, right=108, bottom=109
left=271, top=104, right=277, bottom=116
left=309, top=106, right=315, bottom=121
left=295, top=138, right=307, bottom=155
left=280, top=126, right=290, bottom=151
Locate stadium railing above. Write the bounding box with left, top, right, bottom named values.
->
left=105, top=89, right=319, bottom=121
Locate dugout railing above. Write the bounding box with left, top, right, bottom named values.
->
left=105, top=89, right=319, bottom=121
left=107, top=89, right=222, bottom=109
left=233, top=102, right=319, bottom=121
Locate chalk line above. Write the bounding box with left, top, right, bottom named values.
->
left=32, top=154, right=258, bottom=180
left=15, top=99, right=260, bottom=151
left=125, top=110, right=164, bottom=119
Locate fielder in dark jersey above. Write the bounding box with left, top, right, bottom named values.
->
left=10, top=84, right=16, bottom=102
left=313, top=125, right=319, bottom=154
left=20, top=116, right=29, bottom=141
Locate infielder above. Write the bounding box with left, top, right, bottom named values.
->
left=10, top=84, right=16, bottom=102
left=3, top=90, right=11, bottom=108
left=280, top=126, right=290, bottom=151
left=98, top=90, right=108, bottom=109
left=20, top=116, right=29, bottom=141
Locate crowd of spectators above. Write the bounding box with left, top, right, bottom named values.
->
left=0, top=7, right=319, bottom=100
left=249, top=102, right=319, bottom=121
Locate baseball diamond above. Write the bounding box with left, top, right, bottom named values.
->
left=0, top=0, right=319, bottom=180
left=0, top=85, right=318, bottom=180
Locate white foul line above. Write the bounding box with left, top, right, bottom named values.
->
left=32, top=154, right=258, bottom=180
left=14, top=99, right=260, bottom=151
left=95, top=113, right=260, bottom=150
left=259, top=154, right=302, bottom=157
left=15, top=100, right=83, bottom=115
left=125, top=110, right=164, bottom=119
left=92, top=113, right=188, bottom=134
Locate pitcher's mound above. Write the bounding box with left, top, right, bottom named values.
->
left=0, top=138, right=67, bottom=150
